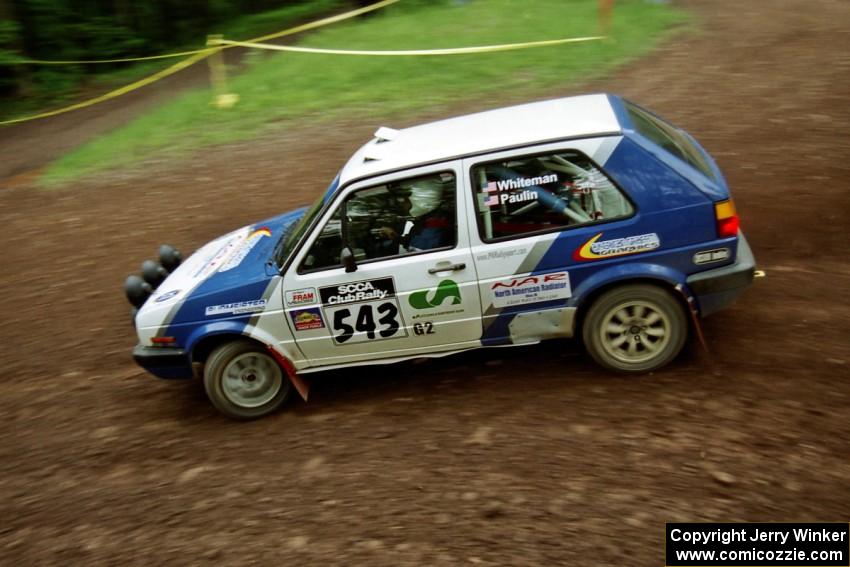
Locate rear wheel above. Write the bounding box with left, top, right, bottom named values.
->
left=582, top=284, right=687, bottom=373
left=204, top=340, right=292, bottom=420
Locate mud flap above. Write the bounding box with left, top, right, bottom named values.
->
left=675, top=284, right=708, bottom=352
left=266, top=345, right=311, bottom=402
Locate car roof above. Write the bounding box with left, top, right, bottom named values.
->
left=337, top=93, right=622, bottom=187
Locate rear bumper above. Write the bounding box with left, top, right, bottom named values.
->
left=687, top=232, right=756, bottom=316
left=133, top=344, right=193, bottom=379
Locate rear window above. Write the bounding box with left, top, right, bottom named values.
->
left=471, top=150, right=633, bottom=241
left=625, top=101, right=717, bottom=181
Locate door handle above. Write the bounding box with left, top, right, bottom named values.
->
left=428, top=262, right=466, bottom=274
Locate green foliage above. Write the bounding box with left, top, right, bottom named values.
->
left=66, top=18, right=146, bottom=58
left=0, top=19, right=19, bottom=52
left=214, top=0, right=343, bottom=39
left=0, top=20, right=21, bottom=92
left=1, top=0, right=342, bottom=102
left=0, top=20, right=20, bottom=61
left=43, top=0, right=688, bottom=185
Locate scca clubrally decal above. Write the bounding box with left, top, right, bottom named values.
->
left=319, top=277, right=396, bottom=305
left=318, top=278, right=407, bottom=345
left=573, top=232, right=660, bottom=261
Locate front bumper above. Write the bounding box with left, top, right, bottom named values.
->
left=687, top=232, right=756, bottom=316
left=133, top=344, right=193, bottom=379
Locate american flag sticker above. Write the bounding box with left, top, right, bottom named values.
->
left=482, top=181, right=499, bottom=206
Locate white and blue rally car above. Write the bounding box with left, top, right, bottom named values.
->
left=126, top=94, right=756, bottom=419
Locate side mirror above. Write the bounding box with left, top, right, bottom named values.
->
left=341, top=246, right=357, bottom=273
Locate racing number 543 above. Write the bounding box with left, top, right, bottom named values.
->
left=332, top=301, right=400, bottom=344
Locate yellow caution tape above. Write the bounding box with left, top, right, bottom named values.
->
left=0, top=0, right=399, bottom=124
left=0, top=49, right=214, bottom=125
left=15, top=48, right=212, bottom=65
left=214, top=34, right=606, bottom=56
left=8, top=0, right=400, bottom=66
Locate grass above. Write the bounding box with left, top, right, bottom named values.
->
left=41, top=0, right=687, bottom=186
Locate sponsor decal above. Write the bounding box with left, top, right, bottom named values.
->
left=573, top=232, right=660, bottom=261
left=285, top=287, right=317, bottom=306
left=480, top=174, right=557, bottom=207
left=193, top=233, right=244, bottom=279
left=475, top=247, right=528, bottom=263
left=490, top=271, right=571, bottom=308
left=319, top=277, right=396, bottom=306
left=154, top=289, right=181, bottom=303
left=409, top=279, right=461, bottom=310
left=693, top=248, right=730, bottom=265
left=411, top=308, right=462, bottom=320
left=290, top=308, right=325, bottom=331
left=219, top=227, right=271, bottom=272
left=205, top=299, right=267, bottom=317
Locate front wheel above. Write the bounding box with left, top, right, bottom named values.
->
left=582, top=284, right=687, bottom=373
left=204, top=340, right=293, bottom=420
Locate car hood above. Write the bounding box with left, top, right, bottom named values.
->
left=136, top=208, right=306, bottom=330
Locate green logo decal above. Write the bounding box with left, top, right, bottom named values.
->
left=409, top=279, right=462, bottom=310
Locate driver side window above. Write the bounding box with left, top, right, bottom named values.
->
left=300, top=171, right=457, bottom=272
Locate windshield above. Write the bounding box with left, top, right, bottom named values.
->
left=274, top=173, right=340, bottom=267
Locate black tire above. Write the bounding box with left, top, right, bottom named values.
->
left=582, top=284, right=687, bottom=373
left=203, top=340, right=293, bottom=420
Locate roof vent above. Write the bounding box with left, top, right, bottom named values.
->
left=374, top=126, right=399, bottom=143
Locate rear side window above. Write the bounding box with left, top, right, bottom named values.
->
left=472, top=150, right=633, bottom=241
left=625, top=101, right=717, bottom=181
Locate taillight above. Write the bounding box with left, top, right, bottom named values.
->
left=715, top=199, right=739, bottom=238
left=151, top=336, right=176, bottom=346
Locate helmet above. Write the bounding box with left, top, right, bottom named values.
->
left=406, top=179, right=443, bottom=217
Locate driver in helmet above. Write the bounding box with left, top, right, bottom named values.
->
left=377, top=181, right=451, bottom=253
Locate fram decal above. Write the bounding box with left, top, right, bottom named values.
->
left=490, top=272, right=571, bottom=308
left=219, top=227, right=271, bottom=272
left=573, top=233, right=660, bottom=261
left=205, top=299, right=267, bottom=317
left=285, top=287, right=317, bottom=306
left=290, top=308, right=325, bottom=331
left=409, top=279, right=461, bottom=310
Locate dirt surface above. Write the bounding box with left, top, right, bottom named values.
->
left=2, top=0, right=849, bottom=564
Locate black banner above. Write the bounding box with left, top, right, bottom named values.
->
left=319, top=277, right=396, bottom=306
left=666, top=523, right=849, bottom=566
